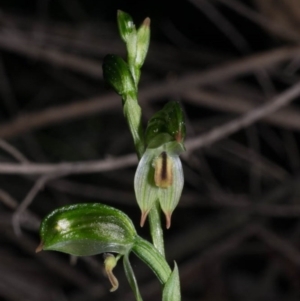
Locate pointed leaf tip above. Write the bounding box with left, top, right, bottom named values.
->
left=162, top=262, right=181, bottom=301
left=140, top=211, right=149, bottom=227
left=35, top=241, right=44, bottom=253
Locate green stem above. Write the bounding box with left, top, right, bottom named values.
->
left=132, top=236, right=171, bottom=284
left=123, top=95, right=145, bottom=158
left=123, top=95, right=165, bottom=257
left=148, top=200, right=165, bottom=257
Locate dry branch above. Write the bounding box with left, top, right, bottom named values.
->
left=0, top=46, right=300, bottom=138
left=0, top=82, right=300, bottom=176
left=184, top=89, right=300, bottom=130
left=0, top=153, right=137, bottom=174
left=185, top=81, right=300, bottom=152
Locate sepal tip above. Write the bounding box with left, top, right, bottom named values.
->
left=165, top=212, right=172, bottom=229
left=140, top=211, right=149, bottom=227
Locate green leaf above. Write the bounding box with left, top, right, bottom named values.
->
left=145, top=101, right=186, bottom=148
left=132, top=236, right=171, bottom=284
left=102, top=54, right=136, bottom=98
left=123, top=253, right=143, bottom=301
left=162, top=263, right=181, bottom=301
left=38, top=203, right=137, bottom=256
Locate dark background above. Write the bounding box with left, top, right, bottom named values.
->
left=1, top=0, right=300, bottom=300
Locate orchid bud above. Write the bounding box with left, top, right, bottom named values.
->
left=102, top=54, right=136, bottom=99
left=135, top=17, right=150, bottom=68
left=117, top=11, right=137, bottom=67
left=117, top=10, right=136, bottom=43
left=145, top=101, right=186, bottom=148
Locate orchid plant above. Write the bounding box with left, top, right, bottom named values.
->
left=37, top=10, right=186, bottom=301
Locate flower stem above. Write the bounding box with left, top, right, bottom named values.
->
left=148, top=200, right=165, bottom=257
left=123, top=95, right=145, bottom=158
left=112, top=11, right=166, bottom=259
left=125, top=97, right=165, bottom=258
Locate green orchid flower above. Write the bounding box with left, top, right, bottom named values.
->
left=134, top=102, right=186, bottom=228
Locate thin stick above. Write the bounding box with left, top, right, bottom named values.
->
left=0, top=31, right=103, bottom=78
left=188, top=0, right=250, bottom=53
left=217, top=0, right=300, bottom=42
left=0, top=153, right=137, bottom=174
left=183, top=88, right=300, bottom=130
left=0, top=139, right=29, bottom=162
left=185, top=81, right=300, bottom=153
left=12, top=172, right=69, bottom=235
left=0, top=188, right=40, bottom=230
left=0, top=82, right=300, bottom=177
left=256, top=225, right=300, bottom=266
left=1, top=46, right=300, bottom=139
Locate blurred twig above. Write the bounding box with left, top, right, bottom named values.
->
left=216, top=0, right=300, bottom=42
left=185, top=81, right=300, bottom=153
left=0, top=46, right=300, bottom=138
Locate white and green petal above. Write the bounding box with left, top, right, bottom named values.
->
left=134, top=147, right=158, bottom=227
left=157, top=152, right=183, bottom=229
left=134, top=142, right=184, bottom=228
